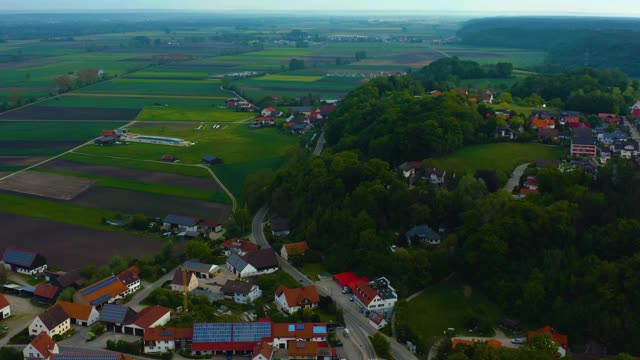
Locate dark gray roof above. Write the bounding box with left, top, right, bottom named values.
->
left=572, top=137, right=596, bottom=146
left=2, top=247, right=39, bottom=268
left=227, top=254, right=249, bottom=272
left=182, top=260, right=215, bottom=273
left=243, top=249, right=279, bottom=270
left=271, top=217, right=290, bottom=232
left=572, top=127, right=593, bottom=139
left=405, top=225, right=441, bottom=242
left=370, top=277, right=397, bottom=301
left=164, top=214, right=198, bottom=227
left=99, top=304, right=135, bottom=324
left=220, top=280, right=253, bottom=295
left=38, top=304, right=70, bottom=329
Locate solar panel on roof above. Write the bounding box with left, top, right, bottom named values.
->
left=3, top=248, right=36, bottom=267
left=90, top=294, right=112, bottom=306
left=99, top=304, right=129, bottom=323
left=296, top=323, right=304, bottom=330
left=313, top=326, right=327, bottom=334
left=288, top=324, right=295, bottom=332
left=193, top=323, right=232, bottom=343
left=54, top=353, right=119, bottom=360
left=81, top=276, right=118, bottom=296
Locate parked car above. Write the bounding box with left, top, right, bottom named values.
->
left=2, top=325, right=8, bottom=330
left=511, top=337, right=526, bottom=345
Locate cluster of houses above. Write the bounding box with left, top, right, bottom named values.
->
left=24, top=330, right=133, bottom=360
left=226, top=98, right=257, bottom=112
left=162, top=214, right=223, bottom=238
left=398, top=161, right=447, bottom=187
left=249, top=104, right=338, bottom=134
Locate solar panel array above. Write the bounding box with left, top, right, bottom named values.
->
left=3, top=248, right=35, bottom=267
left=99, top=304, right=129, bottom=323
left=313, top=326, right=327, bottom=334
left=288, top=324, right=295, bottom=332
left=53, top=353, right=119, bottom=360
left=161, top=330, right=174, bottom=337
left=193, top=323, right=232, bottom=343
left=90, top=294, right=112, bottom=306
left=80, top=276, right=118, bottom=296
left=296, top=323, right=304, bottom=330
left=234, top=322, right=271, bottom=342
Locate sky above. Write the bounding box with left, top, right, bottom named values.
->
left=0, top=0, right=637, bottom=15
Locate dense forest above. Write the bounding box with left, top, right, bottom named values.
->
left=457, top=17, right=640, bottom=76
left=414, top=57, right=513, bottom=91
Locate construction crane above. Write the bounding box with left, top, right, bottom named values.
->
left=182, top=268, right=189, bottom=312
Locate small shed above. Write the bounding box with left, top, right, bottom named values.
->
left=202, top=155, right=222, bottom=165
left=94, top=136, right=115, bottom=146
left=161, top=155, right=176, bottom=162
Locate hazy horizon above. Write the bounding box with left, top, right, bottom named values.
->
left=0, top=0, right=637, bottom=16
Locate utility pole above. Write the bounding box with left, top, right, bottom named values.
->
left=182, top=268, right=189, bottom=312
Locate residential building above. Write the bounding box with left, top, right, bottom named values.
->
left=199, top=221, right=223, bottom=234
left=99, top=304, right=136, bottom=333
left=252, top=341, right=273, bottom=360
left=221, top=280, right=262, bottom=304
left=163, top=215, right=200, bottom=233
left=0, top=293, right=10, bottom=319
left=77, top=267, right=140, bottom=307
left=280, top=241, right=309, bottom=261
left=496, top=127, right=517, bottom=140
left=631, top=100, right=640, bottom=118
left=220, top=239, right=258, bottom=256
left=571, top=137, right=597, bottom=158
left=369, top=312, right=388, bottom=330
left=271, top=323, right=328, bottom=349
left=23, top=331, right=59, bottom=360
left=170, top=270, right=198, bottom=293
left=528, top=326, right=568, bottom=357
left=1, top=247, right=47, bottom=275
left=599, top=113, right=619, bottom=124
left=353, top=277, right=398, bottom=318
left=34, top=284, right=60, bottom=305
left=561, top=111, right=580, bottom=125
left=202, top=155, right=223, bottom=165
left=117, top=266, right=141, bottom=294
left=481, top=91, right=494, bottom=104
left=398, top=161, right=421, bottom=179
left=405, top=225, right=441, bottom=245
left=123, top=305, right=171, bottom=336
left=190, top=322, right=272, bottom=355
left=274, top=285, right=320, bottom=315
left=332, top=272, right=369, bottom=293
left=261, top=107, right=277, bottom=117
left=181, top=260, right=220, bottom=279
left=56, top=301, right=99, bottom=326
left=287, top=341, right=337, bottom=360
left=421, top=168, right=446, bottom=186
left=612, top=140, right=640, bottom=159
left=29, top=304, right=71, bottom=337
left=270, top=218, right=291, bottom=236
left=144, top=327, right=193, bottom=354
left=226, top=249, right=279, bottom=278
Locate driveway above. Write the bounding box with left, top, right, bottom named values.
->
left=0, top=294, right=45, bottom=346
left=624, top=117, right=640, bottom=141
left=504, top=163, right=529, bottom=193
left=126, top=268, right=176, bottom=311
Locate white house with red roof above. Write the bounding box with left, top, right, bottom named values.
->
left=24, top=331, right=59, bottom=360
left=274, top=285, right=320, bottom=315
left=0, top=294, right=10, bottom=319
left=632, top=100, right=640, bottom=118
left=143, top=327, right=193, bottom=354
left=252, top=341, right=273, bottom=360
left=353, top=277, right=398, bottom=318
left=280, top=241, right=309, bottom=261
left=123, top=305, right=171, bottom=336
left=271, top=323, right=328, bottom=349
left=368, top=312, right=388, bottom=330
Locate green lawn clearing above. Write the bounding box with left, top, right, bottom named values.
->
left=37, top=94, right=225, bottom=109
left=258, top=75, right=324, bottom=82
left=300, top=263, right=328, bottom=282
left=136, top=107, right=254, bottom=122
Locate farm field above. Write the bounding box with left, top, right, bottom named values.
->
left=79, top=78, right=225, bottom=96
left=0, top=106, right=140, bottom=120
left=402, top=280, right=503, bottom=347
left=35, top=94, right=226, bottom=109
left=136, top=107, right=253, bottom=122
left=432, top=143, right=564, bottom=176
left=0, top=212, right=163, bottom=270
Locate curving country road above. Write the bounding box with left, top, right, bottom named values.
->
left=504, top=163, right=529, bottom=193
left=251, top=205, right=417, bottom=360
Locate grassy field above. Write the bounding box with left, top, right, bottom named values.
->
left=136, top=107, right=253, bottom=122
left=36, top=94, right=225, bottom=109
left=258, top=75, right=324, bottom=82
left=79, top=79, right=226, bottom=96
left=0, top=121, right=126, bottom=141
left=404, top=280, right=503, bottom=345
left=432, top=143, right=564, bottom=175
left=300, top=263, right=329, bottom=281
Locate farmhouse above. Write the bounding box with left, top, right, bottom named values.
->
left=280, top=241, right=309, bottom=261
left=199, top=220, right=223, bottom=234
left=226, top=249, right=279, bottom=278
left=34, top=283, right=61, bottom=305
left=94, top=136, right=116, bottom=146
left=144, top=327, right=193, bottom=354
left=191, top=322, right=272, bottom=355
left=202, top=155, right=223, bottom=165
left=255, top=117, right=276, bottom=126
left=0, top=294, right=10, bottom=319
left=274, top=285, right=320, bottom=315
left=422, top=168, right=446, bottom=186
left=561, top=111, right=580, bottom=125
left=495, top=127, right=517, bottom=140
left=220, top=239, right=258, bottom=256
left=271, top=323, right=328, bottom=349
left=29, top=304, right=71, bottom=337
left=353, top=277, right=398, bottom=318
left=50, top=269, right=88, bottom=289
left=1, top=246, right=47, bottom=275
left=528, top=326, right=568, bottom=357
left=181, top=260, right=221, bottom=279
left=405, top=224, right=441, bottom=245
left=220, top=280, right=262, bottom=304
left=24, top=331, right=59, bottom=360
left=163, top=215, right=200, bottom=233
left=118, top=266, right=141, bottom=293
left=252, top=341, right=273, bottom=360
left=171, top=270, right=198, bottom=293
left=56, top=301, right=99, bottom=326
left=123, top=305, right=171, bottom=336
left=270, top=218, right=290, bottom=236
left=99, top=304, right=137, bottom=333
left=599, top=113, right=620, bottom=124
left=77, top=267, right=140, bottom=307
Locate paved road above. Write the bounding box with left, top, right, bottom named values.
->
left=624, top=117, right=640, bottom=141
left=252, top=205, right=417, bottom=360
left=504, top=163, right=529, bottom=193
left=313, top=131, right=326, bottom=155
left=126, top=268, right=177, bottom=311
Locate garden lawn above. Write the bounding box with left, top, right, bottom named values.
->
left=136, top=107, right=254, bottom=122
left=300, top=263, right=328, bottom=282
left=404, top=280, right=503, bottom=345
left=432, top=143, right=563, bottom=175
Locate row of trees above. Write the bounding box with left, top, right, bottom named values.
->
left=415, top=57, right=513, bottom=90
left=54, top=68, right=102, bottom=92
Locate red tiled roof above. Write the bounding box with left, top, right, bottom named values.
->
left=220, top=239, right=258, bottom=253
left=144, top=327, right=193, bottom=341
left=283, top=242, right=309, bottom=257
left=102, top=130, right=115, bottom=136
left=30, top=331, right=57, bottom=358
left=56, top=301, right=94, bottom=321
left=117, top=266, right=140, bottom=287
left=275, top=285, right=320, bottom=307
left=333, top=272, right=369, bottom=292
left=287, top=341, right=318, bottom=357
left=520, top=188, right=540, bottom=195
left=253, top=341, right=272, bottom=359
left=354, top=281, right=378, bottom=306
left=532, top=118, right=555, bottom=129
left=35, top=283, right=60, bottom=299
left=430, top=90, right=442, bottom=97
left=528, top=326, right=568, bottom=349
left=272, top=323, right=327, bottom=339
left=127, top=305, right=171, bottom=329
left=0, top=294, right=9, bottom=309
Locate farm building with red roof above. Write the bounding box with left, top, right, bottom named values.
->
left=191, top=322, right=272, bottom=354
left=274, top=285, right=320, bottom=314
left=528, top=326, right=568, bottom=357
left=280, top=241, right=309, bottom=261
left=124, top=305, right=171, bottom=336
left=333, top=272, right=369, bottom=292
left=0, top=293, right=10, bottom=319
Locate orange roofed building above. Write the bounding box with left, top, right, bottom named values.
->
left=23, top=331, right=59, bottom=360
left=452, top=338, right=502, bottom=350
left=528, top=326, right=568, bottom=357
left=77, top=267, right=140, bottom=307
left=220, top=239, right=258, bottom=256
left=280, top=241, right=309, bottom=261
left=274, top=285, right=320, bottom=314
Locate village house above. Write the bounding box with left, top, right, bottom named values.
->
left=77, top=267, right=140, bottom=307
left=34, top=283, right=61, bottom=305
left=255, top=117, right=276, bottom=126
left=190, top=322, right=272, bottom=356
left=226, top=249, right=279, bottom=278
left=353, top=277, right=398, bottom=319
left=405, top=224, right=441, bottom=245
left=271, top=218, right=291, bottom=236
left=252, top=341, right=273, bottom=360
left=599, top=113, right=620, bottom=124
left=199, top=220, right=223, bottom=234
left=612, top=140, right=640, bottom=159
left=99, top=304, right=137, bottom=333
left=1, top=247, right=47, bottom=275
left=280, top=241, right=309, bottom=261
left=422, top=168, right=446, bottom=186
left=220, top=239, right=258, bottom=256
left=368, top=312, right=388, bottom=330
left=220, top=280, right=262, bottom=304
left=528, top=326, right=568, bottom=357
left=170, top=270, right=198, bottom=293
left=56, top=301, right=99, bottom=326
left=275, top=285, right=320, bottom=315
left=631, top=100, right=640, bottom=118
left=123, top=305, right=171, bottom=336
left=0, top=293, right=10, bottom=319
left=181, top=260, right=221, bottom=279
left=481, top=91, right=494, bottom=104
left=118, top=266, right=141, bottom=294
left=495, top=127, right=518, bottom=140
left=561, top=111, right=580, bottom=126
left=287, top=341, right=337, bottom=360
left=23, top=331, right=59, bottom=360
left=163, top=215, right=200, bottom=234
left=571, top=127, right=597, bottom=158
left=144, top=327, right=193, bottom=354
left=271, top=323, right=328, bottom=349
left=599, top=145, right=612, bottom=164
left=398, top=161, right=421, bottom=179
left=29, top=304, right=71, bottom=337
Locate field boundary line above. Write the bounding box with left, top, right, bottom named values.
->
left=67, top=151, right=237, bottom=211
